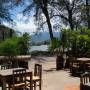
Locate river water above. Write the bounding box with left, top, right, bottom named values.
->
left=30, top=45, right=48, bottom=52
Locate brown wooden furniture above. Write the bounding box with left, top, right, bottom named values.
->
left=9, top=69, right=33, bottom=90
left=14, top=55, right=31, bottom=69
left=0, top=68, right=31, bottom=90
left=12, top=69, right=27, bottom=90
left=27, top=64, right=42, bottom=90
left=26, top=72, right=33, bottom=90
left=77, top=58, right=90, bottom=73
left=65, top=57, right=75, bottom=68
left=1, top=64, right=12, bottom=70
left=0, top=55, right=31, bottom=69
left=80, top=72, right=90, bottom=90
left=34, top=64, right=42, bottom=90
left=0, top=55, right=31, bottom=61
left=70, top=58, right=90, bottom=75
left=56, top=55, right=64, bottom=70
left=70, top=60, right=82, bottom=75
left=0, top=64, right=13, bottom=89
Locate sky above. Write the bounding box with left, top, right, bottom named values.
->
left=3, top=0, right=38, bottom=34
left=2, top=0, right=62, bottom=34
left=3, top=0, right=71, bottom=34
left=3, top=13, right=37, bottom=34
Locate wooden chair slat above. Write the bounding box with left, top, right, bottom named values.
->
left=80, top=73, right=90, bottom=90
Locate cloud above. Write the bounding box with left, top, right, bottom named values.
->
left=16, top=13, right=28, bottom=21
left=3, top=13, right=37, bottom=34
left=3, top=13, right=63, bottom=34
left=15, top=21, right=37, bottom=34
left=15, top=14, right=37, bottom=34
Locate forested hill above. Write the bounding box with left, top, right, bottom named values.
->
left=31, top=32, right=60, bottom=42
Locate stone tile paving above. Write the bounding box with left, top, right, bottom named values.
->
left=29, top=56, right=80, bottom=90
left=0, top=56, right=80, bottom=90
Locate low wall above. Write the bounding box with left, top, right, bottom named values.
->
left=0, top=55, right=31, bottom=69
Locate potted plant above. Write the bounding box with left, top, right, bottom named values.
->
left=49, top=37, right=65, bottom=70
left=54, top=46, right=64, bottom=70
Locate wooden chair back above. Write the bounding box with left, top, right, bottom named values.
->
left=12, top=69, right=26, bottom=89
left=34, top=64, right=42, bottom=79
left=70, top=59, right=81, bottom=67
left=1, top=64, right=12, bottom=70
left=80, top=73, right=90, bottom=85
left=80, top=73, right=90, bottom=90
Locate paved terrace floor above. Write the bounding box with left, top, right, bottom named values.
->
left=29, top=56, right=80, bottom=90
left=0, top=56, right=80, bottom=90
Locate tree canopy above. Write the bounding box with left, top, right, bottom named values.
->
left=0, top=0, right=90, bottom=40
left=0, top=0, right=13, bottom=23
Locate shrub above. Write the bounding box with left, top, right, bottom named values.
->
left=0, top=37, right=19, bottom=56
left=0, top=32, right=30, bottom=56
left=61, top=29, right=90, bottom=56
left=49, top=28, right=90, bottom=57
left=17, top=32, right=30, bottom=55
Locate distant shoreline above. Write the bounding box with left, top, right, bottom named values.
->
left=30, top=45, right=49, bottom=52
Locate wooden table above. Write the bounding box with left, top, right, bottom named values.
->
left=0, top=55, right=31, bottom=61
left=0, top=68, right=31, bottom=90
left=70, top=58, right=90, bottom=75
left=0, top=55, right=31, bottom=68
left=77, top=58, right=90, bottom=61
left=76, top=58, right=90, bottom=72
left=14, top=55, right=31, bottom=69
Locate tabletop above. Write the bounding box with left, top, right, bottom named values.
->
left=77, top=58, right=90, bottom=61
left=0, top=68, right=30, bottom=77
left=0, top=55, right=31, bottom=60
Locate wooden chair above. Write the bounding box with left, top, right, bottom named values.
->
left=80, top=73, right=90, bottom=90
left=27, top=64, right=42, bottom=90
left=7, top=69, right=27, bottom=90
left=1, top=64, right=12, bottom=70
left=85, top=61, right=90, bottom=72
left=12, top=69, right=27, bottom=90
left=0, top=64, right=12, bottom=89
left=34, top=64, right=42, bottom=90
left=70, top=60, right=83, bottom=75
left=26, top=72, right=33, bottom=90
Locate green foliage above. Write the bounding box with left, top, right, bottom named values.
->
left=0, top=37, right=19, bottom=56
left=49, top=28, right=90, bottom=56
left=62, top=29, right=90, bottom=56
left=17, top=32, right=30, bottom=55
left=0, top=32, right=30, bottom=56
left=49, top=37, right=62, bottom=55
left=49, top=38, right=60, bottom=50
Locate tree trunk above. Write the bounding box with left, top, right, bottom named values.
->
left=86, top=0, right=90, bottom=29
left=42, top=7, right=54, bottom=40
left=2, top=30, right=5, bottom=40
left=68, top=10, right=74, bottom=30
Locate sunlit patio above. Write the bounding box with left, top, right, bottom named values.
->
left=0, top=56, right=80, bottom=90
left=29, top=56, right=80, bottom=90
left=0, top=0, right=90, bottom=90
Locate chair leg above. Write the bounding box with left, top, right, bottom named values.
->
left=30, top=84, right=33, bottom=90
left=8, top=85, right=11, bottom=90
left=39, top=81, right=41, bottom=90
left=34, top=82, right=36, bottom=90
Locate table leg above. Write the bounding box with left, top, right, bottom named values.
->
left=2, top=77, right=6, bottom=90
left=83, top=63, right=85, bottom=73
